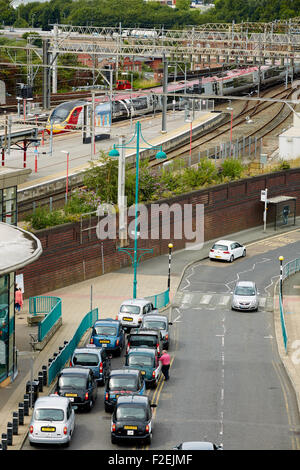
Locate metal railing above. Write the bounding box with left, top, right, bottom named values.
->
left=38, top=299, right=62, bottom=343
left=29, top=296, right=60, bottom=316
left=47, top=308, right=98, bottom=386
left=145, top=288, right=170, bottom=310
left=29, top=296, right=62, bottom=343
left=279, top=258, right=300, bottom=351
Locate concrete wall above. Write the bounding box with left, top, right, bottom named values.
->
left=18, top=168, right=300, bottom=298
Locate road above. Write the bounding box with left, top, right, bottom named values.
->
left=22, top=230, right=300, bottom=450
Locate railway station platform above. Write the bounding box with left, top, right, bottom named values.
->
left=1, top=221, right=300, bottom=450
left=8, top=108, right=223, bottom=201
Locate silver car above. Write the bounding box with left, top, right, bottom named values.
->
left=231, top=281, right=259, bottom=311
left=141, top=314, right=173, bottom=350
left=29, top=396, right=75, bottom=447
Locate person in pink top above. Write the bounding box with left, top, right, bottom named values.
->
left=159, top=350, right=171, bottom=381
left=15, top=288, right=23, bottom=312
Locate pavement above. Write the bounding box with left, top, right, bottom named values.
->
left=1, top=220, right=300, bottom=450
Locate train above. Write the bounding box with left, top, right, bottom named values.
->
left=46, top=65, right=299, bottom=134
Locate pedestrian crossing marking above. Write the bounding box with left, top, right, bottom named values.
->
left=176, top=291, right=267, bottom=310
left=200, top=294, right=212, bottom=304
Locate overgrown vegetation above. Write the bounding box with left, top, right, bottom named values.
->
left=24, top=153, right=250, bottom=230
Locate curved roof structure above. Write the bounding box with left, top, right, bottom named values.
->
left=0, top=222, right=42, bottom=275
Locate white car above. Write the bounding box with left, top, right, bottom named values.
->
left=118, top=299, right=158, bottom=331
left=29, top=396, right=75, bottom=447
left=209, top=240, right=246, bottom=263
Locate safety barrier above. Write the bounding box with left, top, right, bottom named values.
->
left=29, top=295, right=60, bottom=316
left=38, top=298, right=62, bottom=343
left=279, top=258, right=300, bottom=352
left=145, top=288, right=170, bottom=310
left=28, top=296, right=62, bottom=343
left=47, top=307, right=98, bottom=386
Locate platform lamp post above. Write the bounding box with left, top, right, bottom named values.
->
left=109, top=120, right=167, bottom=299
left=226, top=101, right=233, bottom=157
left=61, top=150, right=70, bottom=202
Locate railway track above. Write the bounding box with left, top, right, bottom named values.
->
left=150, top=84, right=295, bottom=169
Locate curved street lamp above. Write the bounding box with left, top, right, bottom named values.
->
left=109, top=120, right=167, bottom=298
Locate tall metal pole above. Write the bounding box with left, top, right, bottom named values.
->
left=52, top=24, right=58, bottom=94
left=167, top=243, right=173, bottom=290
left=118, top=136, right=126, bottom=246
left=279, top=256, right=284, bottom=300
left=162, top=53, right=168, bottom=134
left=133, top=122, right=140, bottom=299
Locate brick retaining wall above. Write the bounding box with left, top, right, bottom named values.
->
left=18, top=169, right=300, bottom=297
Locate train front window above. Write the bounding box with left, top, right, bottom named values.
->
left=50, top=101, right=85, bottom=123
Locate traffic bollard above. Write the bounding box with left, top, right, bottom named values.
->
left=42, top=365, right=47, bottom=386
left=12, top=412, right=18, bottom=435
left=7, top=423, right=13, bottom=446
left=23, top=394, right=29, bottom=416
left=1, top=434, right=7, bottom=451
left=18, top=403, right=24, bottom=425
left=38, top=372, right=43, bottom=392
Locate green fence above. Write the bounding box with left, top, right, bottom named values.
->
left=29, top=296, right=60, bottom=316
left=47, top=308, right=98, bottom=386
left=145, top=288, right=170, bottom=309
left=38, top=298, right=62, bottom=342
left=279, top=291, right=288, bottom=352
left=280, top=258, right=300, bottom=352
left=29, top=296, right=62, bottom=343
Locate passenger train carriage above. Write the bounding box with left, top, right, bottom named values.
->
left=46, top=65, right=299, bottom=134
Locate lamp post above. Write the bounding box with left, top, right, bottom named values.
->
left=61, top=150, right=70, bottom=201
left=167, top=243, right=173, bottom=290
left=109, top=120, right=167, bottom=299
left=226, top=102, right=233, bottom=157
left=279, top=255, right=284, bottom=300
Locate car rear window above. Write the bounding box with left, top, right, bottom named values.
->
left=116, top=405, right=146, bottom=420
left=128, top=354, right=154, bottom=367
left=73, top=353, right=99, bottom=366
left=130, top=335, right=157, bottom=348
left=94, top=326, right=117, bottom=336
left=109, top=376, right=137, bottom=390
left=120, top=305, right=141, bottom=314
left=143, top=320, right=166, bottom=330
left=34, top=408, right=64, bottom=421
left=212, top=244, right=228, bottom=251
left=59, top=376, right=87, bottom=388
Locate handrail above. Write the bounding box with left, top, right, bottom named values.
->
left=279, top=258, right=300, bottom=352
left=145, top=288, right=170, bottom=309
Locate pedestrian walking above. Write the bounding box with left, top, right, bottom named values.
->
left=15, top=287, right=23, bottom=313
left=159, top=350, right=171, bottom=381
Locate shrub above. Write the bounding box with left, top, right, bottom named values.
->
left=220, top=158, right=244, bottom=180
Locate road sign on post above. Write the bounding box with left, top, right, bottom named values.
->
left=261, top=189, right=268, bottom=232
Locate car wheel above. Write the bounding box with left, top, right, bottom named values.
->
left=229, top=255, right=234, bottom=263
left=242, top=249, right=246, bottom=257
left=111, top=435, right=117, bottom=444
left=146, top=432, right=152, bottom=445
left=87, top=399, right=93, bottom=411
left=105, top=403, right=112, bottom=413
